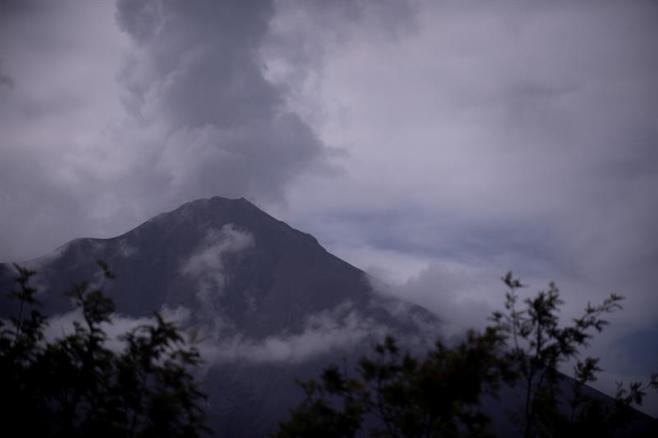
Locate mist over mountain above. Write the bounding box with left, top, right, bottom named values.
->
left=0, top=196, right=439, bottom=436
left=2, top=196, right=655, bottom=436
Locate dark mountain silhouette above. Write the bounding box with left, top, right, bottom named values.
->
left=1, top=196, right=653, bottom=436
left=0, top=196, right=438, bottom=436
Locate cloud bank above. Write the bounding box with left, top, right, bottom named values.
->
left=181, top=224, right=254, bottom=311
left=201, top=300, right=385, bottom=364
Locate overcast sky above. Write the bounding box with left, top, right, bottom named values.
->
left=1, top=0, right=657, bottom=413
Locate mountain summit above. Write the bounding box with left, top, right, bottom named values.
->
left=0, top=196, right=438, bottom=436
left=1, top=197, right=654, bottom=436
left=1, top=196, right=435, bottom=336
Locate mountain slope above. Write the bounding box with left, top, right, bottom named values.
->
left=2, top=196, right=652, bottom=436
left=0, top=196, right=438, bottom=436
left=1, top=197, right=435, bottom=336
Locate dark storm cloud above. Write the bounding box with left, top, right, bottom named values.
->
left=115, top=0, right=277, bottom=126
left=113, top=0, right=328, bottom=206
left=0, top=0, right=336, bottom=260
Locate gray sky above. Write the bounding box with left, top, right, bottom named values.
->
left=1, top=0, right=657, bottom=413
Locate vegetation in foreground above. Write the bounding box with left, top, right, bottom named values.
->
left=1, top=262, right=655, bottom=437
left=277, top=273, right=658, bottom=437
left=0, top=262, right=208, bottom=437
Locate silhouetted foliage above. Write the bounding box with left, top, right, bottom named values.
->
left=0, top=262, right=208, bottom=437
left=491, top=272, right=656, bottom=437
left=278, top=330, right=510, bottom=438
left=278, top=273, right=657, bottom=437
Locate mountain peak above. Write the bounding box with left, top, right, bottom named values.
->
left=4, top=196, right=426, bottom=335
left=0, top=196, right=439, bottom=437
left=2, top=196, right=437, bottom=340
left=134, top=195, right=287, bottom=241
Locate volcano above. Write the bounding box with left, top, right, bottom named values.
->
left=0, top=196, right=438, bottom=436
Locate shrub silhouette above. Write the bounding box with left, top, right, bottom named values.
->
left=0, top=262, right=209, bottom=438
left=278, top=273, right=657, bottom=437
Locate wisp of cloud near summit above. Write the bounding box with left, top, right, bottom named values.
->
left=0, top=0, right=656, bottom=414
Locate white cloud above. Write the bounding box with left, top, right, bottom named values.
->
left=47, top=311, right=145, bottom=352
left=181, top=224, right=254, bottom=316
left=117, top=239, right=137, bottom=257
left=202, top=301, right=385, bottom=364
left=45, top=303, right=190, bottom=352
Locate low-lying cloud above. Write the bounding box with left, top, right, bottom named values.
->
left=181, top=224, right=254, bottom=317
left=202, top=300, right=385, bottom=364
left=45, top=304, right=190, bottom=353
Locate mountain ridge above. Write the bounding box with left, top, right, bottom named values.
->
left=0, top=195, right=442, bottom=436
left=0, top=196, right=654, bottom=436
left=0, top=195, right=438, bottom=341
